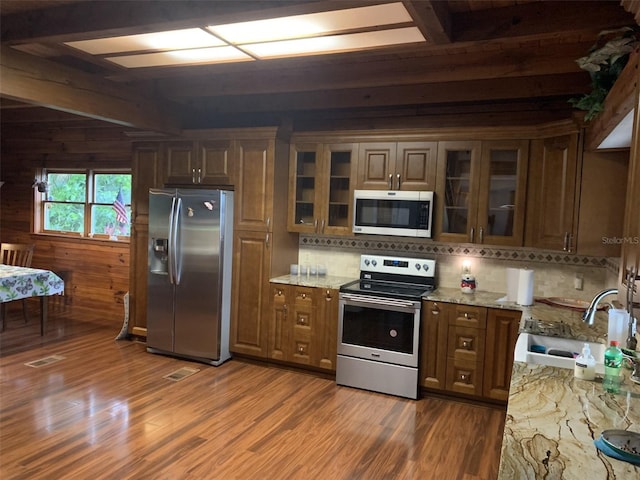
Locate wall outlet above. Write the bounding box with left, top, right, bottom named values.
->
left=574, top=275, right=584, bottom=290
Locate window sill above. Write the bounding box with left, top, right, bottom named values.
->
left=31, top=232, right=130, bottom=245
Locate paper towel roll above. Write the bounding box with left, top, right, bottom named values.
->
left=506, top=268, right=520, bottom=302
left=517, top=269, right=534, bottom=306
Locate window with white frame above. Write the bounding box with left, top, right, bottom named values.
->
left=38, top=169, right=132, bottom=239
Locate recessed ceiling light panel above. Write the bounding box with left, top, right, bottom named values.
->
left=244, top=27, right=425, bottom=59
left=66, top=28, right=225, bottom=55
left=105, top=46, right=253, bottom=68
left=207, top=2, right=413, bottom=44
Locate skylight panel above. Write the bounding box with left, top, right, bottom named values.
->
left=66, top=28, right=225, bottom=55
left=105, top=46, right=253, bottom=68
left=243, top=27, right=425, bottom=59
left=207, top=2, right=413, bottom=44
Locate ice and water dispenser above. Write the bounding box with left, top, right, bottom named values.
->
left=150, top=238, right=169, bottom=274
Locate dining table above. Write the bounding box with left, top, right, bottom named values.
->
left=0, top=264, right=65, bottom=335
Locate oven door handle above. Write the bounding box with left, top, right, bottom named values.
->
left=340, top=293, right=420, bottom=310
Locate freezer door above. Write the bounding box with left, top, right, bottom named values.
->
left=147, top=189, right=176, bottom=352
left=174, top=189, right=224, bottom=359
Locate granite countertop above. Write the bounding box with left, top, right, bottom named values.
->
left=498, top=363, right=640, bottom=479
left=424, top=287, right=609, bottom=344
left=424, top=287, right=639, bottom=478
left=270, top=274, right=356, bottom=290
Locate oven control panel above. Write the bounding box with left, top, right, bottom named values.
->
left=359, top=254, right=435, bottom=278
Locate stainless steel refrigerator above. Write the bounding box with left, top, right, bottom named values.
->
left=147, top=188, right=233, bottom=366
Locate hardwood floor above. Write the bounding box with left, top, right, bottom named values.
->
left=0, top=305, right=506, bottom=479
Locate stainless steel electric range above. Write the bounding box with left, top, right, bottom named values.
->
left=336, top=254, right=436, bottom=399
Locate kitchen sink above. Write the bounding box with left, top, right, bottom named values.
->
left=514, top=332, right=606, bottom=373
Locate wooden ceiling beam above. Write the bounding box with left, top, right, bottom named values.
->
left=453, top=1, right=634, bottom=42
left=0, top=45, right=183, bottom=134
left=403, top=0, right=451, bottom=44
left=151, top=41, right=590, bottom=98
left=186, top=73, right=588, bottom=114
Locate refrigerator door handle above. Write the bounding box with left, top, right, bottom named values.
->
left=173, top=197, right=183, bottom=285
left=167, top=196, right=177, bottom=285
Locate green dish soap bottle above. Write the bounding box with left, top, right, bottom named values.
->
left=603, top=340, right=623, bottom=393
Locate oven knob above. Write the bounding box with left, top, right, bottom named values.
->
left=364, top=259, right=370, bottom=266
left=371, top=260, right=377, bottom=267
left=415, top=263, right=421, bottom=270
left=422, top=264, right=430, bottom=272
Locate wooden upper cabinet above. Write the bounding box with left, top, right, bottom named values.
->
left=525, top=134, right=580, bottom=252
left=199, top=139, right=234, bottom=185
left=164, top=140, right=234, bottom=186
left=288, top=142, right=356, bottom=235
left=235, top=138, right=275, bottom=232
left=132, top=143, right=162, bottom=219
left=357, top=141, right=437, bottom=191
left=164, top=141, right=196, bottom=185
left=435, top=139, right=528, bottom=246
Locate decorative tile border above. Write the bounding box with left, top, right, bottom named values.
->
left=300, top=234, right=617, bottom=271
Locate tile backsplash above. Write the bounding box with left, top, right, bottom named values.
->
left=297, top=235, right=620, bottom=302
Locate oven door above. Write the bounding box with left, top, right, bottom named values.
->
left=338, top=293, right=421, bottom=368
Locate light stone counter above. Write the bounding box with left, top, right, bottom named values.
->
left=269, top=274, right=356, bottom=290
left=498, top=363, right=640, bottom=479
left=422, top=288, right=639, bottom=477
left=423, top=287, right=609, bottom=344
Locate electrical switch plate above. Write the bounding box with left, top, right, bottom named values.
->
left=574, top=275, right=584, bottom=290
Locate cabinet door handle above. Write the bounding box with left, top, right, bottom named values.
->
left=325, top=290, right=332, bottom=300
left=321, top=219, right=325, bottom=233
left=563, top=232, right=569, bottom=251
left=396, top=173, right=401, bottom=190
left=314, top=218, right=318, bottom=233
left=192, top=168, right=196, bottom=184
left=388, top=173, right=393, bottom=189
left=479, top=227, right=484, bottom=244
left=266, top=217, right=271, bottom=229
left=198, top=168, right=202, bottom=184
left=265, top=233, right=270, bottom=248
left=470, top=227, right=475, bottom=243
left=567, top=233, right=573, bottom=253
left=431, top=303, right=439, bottom=315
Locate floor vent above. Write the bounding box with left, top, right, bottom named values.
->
left=25, top=354, right=66, bottom=368
left=163, top=366, right=199, bottom=382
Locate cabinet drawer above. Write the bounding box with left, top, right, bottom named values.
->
left=449, top=305, right=487, bottom=329
left=445, top=357, right=484, bottom=397
left=293, top=287, right=315, bottom=307
left=447, top=325, right=485, bottom=363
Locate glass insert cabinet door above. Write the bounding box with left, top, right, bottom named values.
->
left=289, top=143, right=355, bottom=235
left=437, top=140, right=528, bottom=246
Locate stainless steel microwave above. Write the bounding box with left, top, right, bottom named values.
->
left=352, top=190, right=434, bottom=238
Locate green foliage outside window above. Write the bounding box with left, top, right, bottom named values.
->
left=43, top=170, right=131, bottom=238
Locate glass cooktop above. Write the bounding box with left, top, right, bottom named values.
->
left=340, top=278, right=435, bottom=300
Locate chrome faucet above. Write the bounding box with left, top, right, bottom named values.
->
left=582, top=288, right=618, bottom=325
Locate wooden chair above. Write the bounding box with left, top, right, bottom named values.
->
left=1, top=243, right=35, bottom=329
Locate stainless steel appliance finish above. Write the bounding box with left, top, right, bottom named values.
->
left=353, top=189, right=434, bottom=238
left=147, top=188, right=233, bottom=366
left=337, top=254, right=436, bottom=399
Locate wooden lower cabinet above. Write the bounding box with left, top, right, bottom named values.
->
left=420, top=300, right=520, bottom=402
left=484, top=308, right=521, bottom=401
left=268, top=283, right=338, bottom=372
left=229, top=230, right=272, bottom=357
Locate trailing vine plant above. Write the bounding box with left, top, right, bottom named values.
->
left=569, top=26, right=640, bottom=121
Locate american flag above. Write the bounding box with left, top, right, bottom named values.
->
left=113, top=188, right=128, bottom=224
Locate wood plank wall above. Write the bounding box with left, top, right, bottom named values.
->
left=0, top=120, right=132, bottom=321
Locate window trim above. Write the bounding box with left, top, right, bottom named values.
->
left=35, top=168, right=132, bottom=241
